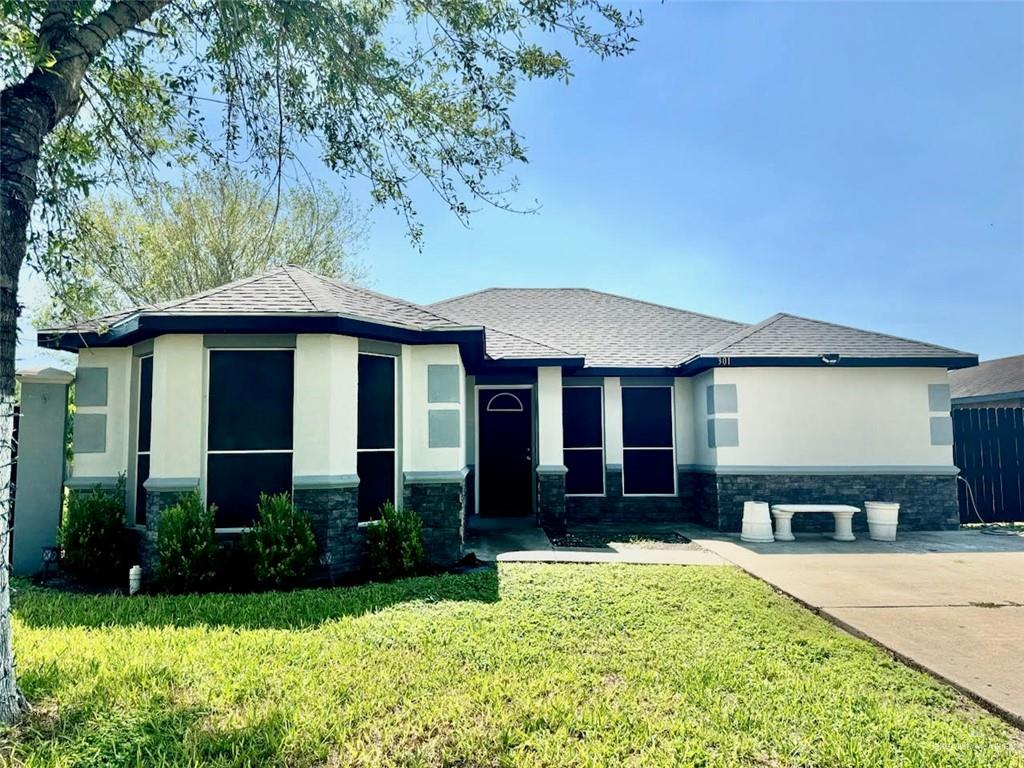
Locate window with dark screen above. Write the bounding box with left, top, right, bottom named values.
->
left=621, top=385, right=675, bottom=495
left=206, top=349, right=294, bottom=527
left=562, top=386, right=604, bottom=495
left=133, top=355, right=153, bottom=525
left=357, top=353, right=396, bottom=521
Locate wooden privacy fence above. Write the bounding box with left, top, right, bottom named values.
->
left=953, top=407, right=1024, bottom=523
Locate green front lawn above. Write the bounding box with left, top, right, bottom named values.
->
left=2, top=564, right=1020, bottom=767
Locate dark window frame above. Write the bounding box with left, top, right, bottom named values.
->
left=357, top=352, right=398, bottom=522
left=621, top=384, right=677, bottom=497
left=204, top=347, right=295, bottom=530
left=131, top=354, right=153, bottom=527
left=562, top=385, right=605, bottom=497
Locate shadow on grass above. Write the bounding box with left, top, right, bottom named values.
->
left=13, top=568, right=499, bottom=631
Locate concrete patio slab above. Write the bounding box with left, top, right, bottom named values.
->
left=463, top=519, right=727, bottom=566
left=686, top=526, right=1024, bottom=728
left=495, top=548, right=726, bottom=565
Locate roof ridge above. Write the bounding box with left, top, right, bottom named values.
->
left=482, top=323, right=578, bottom=358
left=769, top=312, right=972, bottom=356
left=152, top=267, right=287, bottom=314
left=280, top=265, right=321, bottom=311
left=434, top=286, right=745, bottom=327
left=694, top=313, right=785, bottom=358
left=319, top=274, right=473, bottom=328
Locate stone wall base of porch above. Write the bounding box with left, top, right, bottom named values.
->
left=403, top=477, right=466, bottom=567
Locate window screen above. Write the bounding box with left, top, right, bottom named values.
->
left=134, top=356, right=153, bottom=524
left=357, top=353, right=396, bottom=520
left=206, top=349, right=294, bottom=527
left=209, top=350, right=294, bottom=450
left=562, top=386, right=604, bottom=495
left=621, top=386, right=675, bottom=495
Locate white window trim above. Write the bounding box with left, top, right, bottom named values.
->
left=621, top=384, right=677, bottom=497
left=202, top=346, right=296, bottom=532
left=563, top=385, right=606, bottom=498
left=356, top=351, right=399, bottom=521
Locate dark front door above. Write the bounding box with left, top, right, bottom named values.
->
left=477, top=389, right=534, bottom=517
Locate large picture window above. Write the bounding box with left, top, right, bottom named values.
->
left=206, top=349, right=294, bottom=528
left=357, top=353, right=396, bottom=521
left=562, top=386, right=604, bottom=495
left=133, top=355, right=153, bottom=525
left=621, top=386, right=675, bottom=496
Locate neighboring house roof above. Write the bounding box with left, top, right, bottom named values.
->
left=431, top=288, right=746, bottom=368
left=39, top=266, right=978, bottom=372
left=949, top=354, right=1024, bottom=402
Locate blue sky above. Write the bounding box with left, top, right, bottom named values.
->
left=19, top=1, right=1023, bottom=367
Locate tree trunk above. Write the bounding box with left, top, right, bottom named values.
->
left=0, top=0, right=168, bottom=724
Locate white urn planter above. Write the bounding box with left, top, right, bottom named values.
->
left=865, top=501, right=900, bottom=542
left=741, top=501, right=775, bottom=543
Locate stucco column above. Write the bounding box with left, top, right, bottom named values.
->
left=536, top=366, right=566, bottom=530
left=13, top=368, right=72, bottom=575
left=143, top=334, right=204, bottom=573
left=401, top=344, right=468, bottom=566
left=293, top=334, right=361, bottom=580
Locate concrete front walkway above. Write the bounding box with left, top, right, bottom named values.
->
left=686, top=526, right=1024, bottom=728
left=463, top=519, right=726, bottom=566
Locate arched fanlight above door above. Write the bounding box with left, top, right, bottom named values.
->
left=486, top=392, right=524, bottom=412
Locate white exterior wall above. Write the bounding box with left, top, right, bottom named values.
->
left=293, top=334, right=358, bottom=479
left=691, top=370, right=717, bottom=467
left=401, top=344, right=466, bottom=473
left=537, top=366, right=564, bottom=468
left=699, top=366, right=955, bottom=468
left=603, top=377, right=623, bottom=467
left=150, top=335, right=205, bottom=480
left=673, top=377, right=696, bottom=466
left=71, top=347, right=132, bottom=480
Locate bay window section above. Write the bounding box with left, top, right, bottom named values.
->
left=206, top=349, right=294, bottom=528
left=562, top=386, right=604, bottom=495
left=133, top=355, right=153, bottom=525
left=621, top=385, right=676, bottom=496
left=357, top=353, right=396, bottom=521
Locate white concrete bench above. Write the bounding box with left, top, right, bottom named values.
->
left=770, top=504, right=860, bottom=542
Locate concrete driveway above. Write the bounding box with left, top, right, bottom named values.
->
left=688, top=527, right=1024, bottom=728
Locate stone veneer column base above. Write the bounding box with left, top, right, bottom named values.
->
left=706, top=472, right=960, bottom=533
left=293, top=483, right=362, bottom=581
left=403, top=470, right=467, bottom=567
left=537, top=467, right=567, bottom=533
left=142, top=484, right=198, bottom=577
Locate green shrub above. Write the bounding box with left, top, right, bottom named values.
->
left=58, top=483, right=132, bottom=585
left=155, top=492, right=219, bottom=593
left=241, top=493, right=317, bottom=590
left=365, top=502, right=425, bottom=582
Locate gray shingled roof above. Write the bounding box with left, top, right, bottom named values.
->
left=431, top=288, right=746, bottom=368
left=45, top=268, right=975, bottom=368
left=42, top=266, right=575, bottom=361
left=950, top=354, right=1024, bottom=399
left=694, top=312, right=974, bottom=361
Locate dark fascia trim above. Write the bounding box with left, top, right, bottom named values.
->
left=472, top=356, right=584, bottom=373
left=679, top=354, right=980, bottom=374
left=565, top=367, right=680, bottom=378
left=38, top=313, right=589, bottom=373
left=39, top=313, right=489, bottom=367
left=952, top=390, right=1024, bottom=405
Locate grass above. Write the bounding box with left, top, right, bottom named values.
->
left=2, top=564, right=1021, bottom=768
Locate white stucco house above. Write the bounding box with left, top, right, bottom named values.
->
left=40, top=265, right=977, bottom=576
